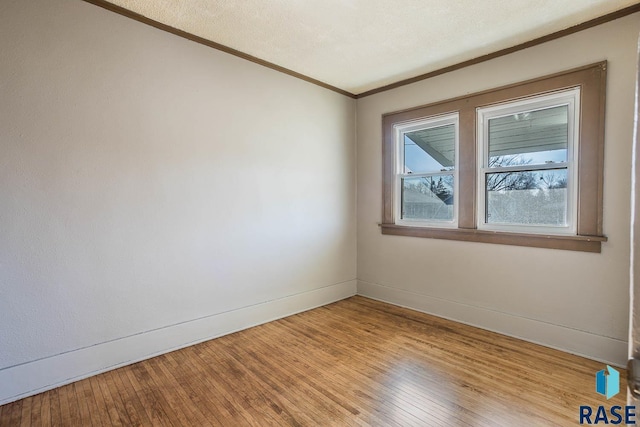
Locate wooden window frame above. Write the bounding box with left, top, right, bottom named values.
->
left=381, top=62, right=608, bottom=252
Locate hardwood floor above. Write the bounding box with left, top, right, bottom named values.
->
left=0, top=296, right=628, bottom=426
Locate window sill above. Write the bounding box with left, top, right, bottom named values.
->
left=379, top=223, right=607, bottom=253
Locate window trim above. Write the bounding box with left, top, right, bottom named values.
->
left=380, top=62, right=607, bottom=252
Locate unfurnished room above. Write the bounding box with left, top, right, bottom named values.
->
left=2, top=0, right=640, bottom=425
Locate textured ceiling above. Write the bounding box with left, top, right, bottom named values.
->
left=105, top=0, right=638, bottom=95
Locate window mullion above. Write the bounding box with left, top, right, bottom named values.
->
left=457, top=107, right=476, bottom=229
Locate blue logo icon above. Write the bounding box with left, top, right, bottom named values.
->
left=596, top=365, right=620, bottom=399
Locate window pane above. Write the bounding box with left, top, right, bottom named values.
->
left=402, top=175, right=454, bottom=221
left=404, top=124, right=455, bottom=173
left=488, top=105, right=568, bottom=167
left=485, top=169, right=567, bottom=226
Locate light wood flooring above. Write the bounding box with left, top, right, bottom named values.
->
left=0, top=296, right=628, bottom=426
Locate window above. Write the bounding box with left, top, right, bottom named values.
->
left=395, top=113, right=459, bottom=228
left=477, top=89, right=579, bottom=234
left=381, top=62, right=607, bottom=252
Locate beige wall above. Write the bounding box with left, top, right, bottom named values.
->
left=0, top=0, right=356, bottom=403
left=356, top=13, right=640, bottom=366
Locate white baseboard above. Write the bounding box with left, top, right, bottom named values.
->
left=0, top=280, right=357, bottom=405
left=357, top=279, right=627, bottom=368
